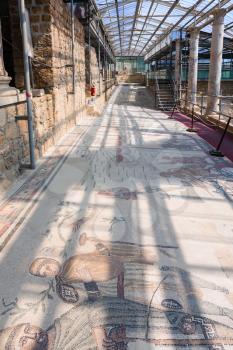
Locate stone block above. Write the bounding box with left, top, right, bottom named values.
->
left=0, top=130, right=5, bottom=145
left=5, top=123, right=19, bottom=140
left=43, top=5, right=50, bottom=13
left=35, top=0, right=48, bottom=4
left=25, top=0, right=33, bottom=5
left=0, top=110, right=7, bottom=128
left=31, top=6, right=42, bottom=14
left=32, top=24, right=40, bottom=33
left=31, top=15, right=41, bottom=23
left=32, top=89, right=45, bottom=97
left=42, top=14, right=51, bottom=22
left=40, top=23, right=51, bottom=32
left=0, top=157, right=6, bottom=172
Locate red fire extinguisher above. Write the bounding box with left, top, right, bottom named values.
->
left=91, top=84, right=96, bottom=96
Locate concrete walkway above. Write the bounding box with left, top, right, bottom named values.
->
left=0, top=84, right=233, bottom=349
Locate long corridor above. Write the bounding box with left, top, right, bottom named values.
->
left=0, top=84, right=233, bottom=349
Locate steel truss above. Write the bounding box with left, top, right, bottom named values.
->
left=94, top=0, right=233, bottom=58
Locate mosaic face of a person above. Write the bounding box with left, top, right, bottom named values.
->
left=6, top=323, right=48, bottom=350
left=29, top=258, right=61, bottom=278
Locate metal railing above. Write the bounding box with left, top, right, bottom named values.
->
left=180, top=88, right=233, bottom=118
left=103, top=78, right=115, bottom=92
left=0, top=98, right=36, bottom=168
left=171, top=94, right=233, bottom=157
left=154, top=76, right=176, bottom=111
left=0, top=99, right=26, bottom=110
left=154, top=76, right=160, bottom=109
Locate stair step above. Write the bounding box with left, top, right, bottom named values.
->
left=158, top=97, right=174, bottom=100
left=156, top=79, right=175, bottom=111
left=159, top=97, right=174, bottom=100
left=158, top=104, right=174, bottom=106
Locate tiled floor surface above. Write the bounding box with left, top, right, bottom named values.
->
left=0, top=84, right=233, bottom=349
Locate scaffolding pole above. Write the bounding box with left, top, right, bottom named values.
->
left=88, top=6, right=92, bottom=86
left=71, top=0, right=75, bottom=94
left=98, top=19, right=101, bottom=96
left=104, top=35, right=107, bottom=101
left=18, top=0, right=36, bottom=169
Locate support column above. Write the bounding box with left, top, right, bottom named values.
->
left=187, top=29, right=199, bottom=107
left=206, top=9, right=226, bottom=116
left=146, top=63, right=149, bottom=87
left=175, top=39, right=181, bottom=98
left=0, top=20, right=18, bottom=103
left=88, top=10, right=91, bottom=87
left=97, top=21, right=101, bottom=96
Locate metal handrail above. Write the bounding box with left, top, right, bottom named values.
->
left=154, top=76, right=161, bottom=109
left=154, top=76, right=176, bottom=111
left=0, top=100, right=26, bottom=110
left=179, top=98, right=232, bottom=120
left=171, top=96, right=233, bottom=158
left=180, top=89, right=233, bottom=100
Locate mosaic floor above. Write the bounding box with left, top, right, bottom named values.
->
left=0, top=84, right=233, bottom=349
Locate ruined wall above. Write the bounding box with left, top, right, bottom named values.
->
left=0, top=0, right=115, bottom=191
left=85, top=45, right=116, bottom=116
left=85, top=46, right=104, bottom=96
left=8, top=0, right=54, bottom=89
left=0, top=94, right=53, bottom=186
left=49, top=0, right=86, bottom=140
left=117, top=72, right=146, bottom=84
left=0, top=0, right=84, bottom=183
left=197, top=81, right=233, bottom=96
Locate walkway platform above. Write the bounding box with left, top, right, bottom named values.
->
left=0, top=84, right=233, bottom=349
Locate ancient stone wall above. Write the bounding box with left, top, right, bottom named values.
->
left=197, top=81, right=233, bottom=96
left=0, top=0, right=115, bottom=192
left=85, top=46, right=104, bottom=96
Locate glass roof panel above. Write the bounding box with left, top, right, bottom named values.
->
left=95, top=0, right=233, bottom=56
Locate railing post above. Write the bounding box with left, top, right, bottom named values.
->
left=186, top=103, right=198, bottom=133
left=71, top=0, right=75, bottom=94
left=200, top=92, right=204, bottom=117
left=219, top=95, right=222, bottom=124
left=18, top=0, right=36, bottom=169
left=209, top=116, right=231, bottom=157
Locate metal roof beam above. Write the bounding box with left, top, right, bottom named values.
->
left=187, top=0, right=231, bottom=30
left=127, top=0, right=142, bottom=54
left=98, top=0, right=203, bottom=17
left=196, top=3, right=233, bottom=31
left=137, top=0, right=179, bottom=56
left=144, top=0, right=205, bottom=58
left=115, top=0, right=123, bottom=56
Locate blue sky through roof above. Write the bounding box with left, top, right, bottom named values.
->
left=95, top=0, right=233, bottom=56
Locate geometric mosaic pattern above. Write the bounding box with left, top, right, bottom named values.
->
left=0, top=85, right=233, bottom=349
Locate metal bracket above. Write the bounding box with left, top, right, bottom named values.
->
left=19, top=164, right=32, bottom=170
left=15, top=115, right=28, bottom=121
left=186, top=128, right=198, bottom=133
left=209, top=150, right=224, bottom=157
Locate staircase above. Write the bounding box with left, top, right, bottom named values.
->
left=155, top=79, right=175, bottom=111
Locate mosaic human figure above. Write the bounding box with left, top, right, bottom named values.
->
left=29, top=254, right=124, bottom=303
left=83, top=233, right=233, bottom=320
left=77, top=234, right=233, bottom=321
left=0, top=297, right=232, bottom=349
left=29, top=240, right=233, bottom=323
left=0, top=323, right=49, bottom=350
